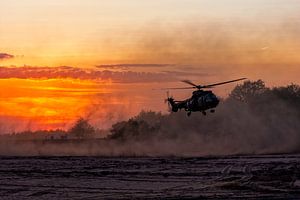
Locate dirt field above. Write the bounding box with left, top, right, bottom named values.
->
left=0, top=155, right=300, bottom=199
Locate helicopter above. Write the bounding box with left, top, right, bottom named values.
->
left=164, top=78, right=247, bottom=116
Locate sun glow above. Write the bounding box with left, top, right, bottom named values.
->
left=1, top=0, right=300, bottom=133
left=0, top=78, right=111, bottom=131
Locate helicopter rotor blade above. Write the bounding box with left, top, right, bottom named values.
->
left=160, top=87, right=195, bottom=90
left=157, top=78, right=246, bottom=91
left=181, top=80, right=198, bottom=87
left=164, top=91, right=172, bottom=112
left=164, top=91, right=168, bottom=103
left=201, top=78, right=247, bottom=88
left=164, top=99, right=172, bottom=111
left=167, top=102, right=171, bottom=112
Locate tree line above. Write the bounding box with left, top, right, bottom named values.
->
left=109, top=80, right=300, bottom=142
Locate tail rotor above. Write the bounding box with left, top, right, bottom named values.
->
left=164, top=91, right=173, bottom=112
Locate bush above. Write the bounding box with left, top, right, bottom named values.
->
left=69, top=118, right=95, bottom=139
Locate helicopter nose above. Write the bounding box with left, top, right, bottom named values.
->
left=206, top=96, right=219, bottom=107
left=214, top=99, right=219, bottom=106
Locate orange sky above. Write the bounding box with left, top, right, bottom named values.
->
left=0, top=0, right=300, bottom=132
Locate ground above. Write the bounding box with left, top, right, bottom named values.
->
left=0, top=155, right=300, bottom=199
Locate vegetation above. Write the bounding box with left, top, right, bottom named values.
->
left=68, top=118, right=95, bottom=139
left=109, top=80, right=300, bottom=142
left=1, top=80, right=300, bottom=147
left=0, top=118, right=101, bottom=141
left=109, top=111, right=162, bottom=141
left=229, top=79, right=267, bottom=103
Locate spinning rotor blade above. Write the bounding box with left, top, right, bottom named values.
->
left=181, top=78, right=247, bottom=89
left=159, top=78, right=247, bottom=91
left=202, top=78, right=247, bottom=88
left=167, top=103, right=171, bottom=112
left=164, top=91, right=172, bottom=112
left=181, top=80, right=198, bottom=87
left=161, top=86, right=195, bottom=90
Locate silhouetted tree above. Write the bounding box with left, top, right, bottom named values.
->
left=109, top=111, right=162, bottom=140
left=229, top=79, right=267, bottom=103
left=134, top=110, right=163, bottom=126
left=273, top=84, right=300, bottom=101
left=69, top=118, right=95, bottom=139
left=108, top=81, right=300, bottom=144
left=109, top=121, right=128, bottom=140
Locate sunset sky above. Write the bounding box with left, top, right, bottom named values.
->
left=1, top=0, right=300, bottom=132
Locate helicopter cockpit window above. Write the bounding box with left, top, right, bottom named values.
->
left=205, top=93, right=218, bottom=102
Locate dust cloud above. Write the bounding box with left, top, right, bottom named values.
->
left=0, top=80, right=299, bottom=156
left=110, top=19, right=300, bottom=86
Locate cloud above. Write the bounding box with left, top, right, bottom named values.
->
left=0, top=53, right=14, bottom=60
left=0, top=66, right=206, bottom=83
left=161, top=70, right=210, bottom=77
left=96, top=63, right=175, bottom=70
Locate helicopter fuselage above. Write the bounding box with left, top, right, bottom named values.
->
left=164, top=78, right=246, bottom=116
left=168, top=90, right=219, bottom=114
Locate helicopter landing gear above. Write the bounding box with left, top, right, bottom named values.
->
left=210, top=109, right=215, bottom=113
left=202, top=111, right=207, bottom=116
left=187, top=111, right=191, bottom=117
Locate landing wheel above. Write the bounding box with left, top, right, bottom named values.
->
left=202, top=111, right=206, bottom=116
left=187, top=112, right=191, bottom=117
left=210, top=109, right=215, bottom=113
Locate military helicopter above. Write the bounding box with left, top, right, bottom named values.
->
left=164, top=78, right=247, bottom=116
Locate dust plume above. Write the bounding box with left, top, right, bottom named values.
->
left=0, top=80, right=299, bottom=156
left=105, top=18, right=300, bottom=86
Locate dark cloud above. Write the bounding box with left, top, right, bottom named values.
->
left=0, top=66, right=206, bottom=83
left=96, top=63, right=175, bottom=70
left=161, top=70, right=211, bottom=77
left=0, top=53, right=14, bottom=60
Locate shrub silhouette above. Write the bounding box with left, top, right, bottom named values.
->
left=109, top=80, right=300, bottom=143
left=229, top=79, right=267, bottom=103
left=109, top=111, right=162, bottom=141
left=69, top=118, right=95, bottom=139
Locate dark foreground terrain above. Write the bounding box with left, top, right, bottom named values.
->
left=0, top=155, right=300, bottom=199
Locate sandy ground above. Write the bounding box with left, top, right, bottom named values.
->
left=0, top=155, right=300, bottom=199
